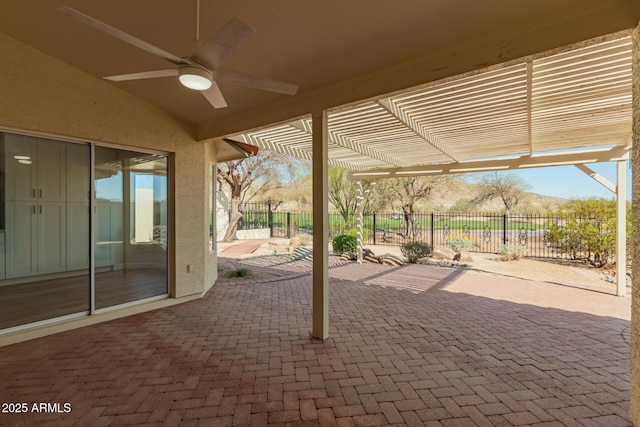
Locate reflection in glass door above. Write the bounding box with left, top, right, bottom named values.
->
left=0, top=133, right=90, bottom=330
left=94, top=147, right=168, bottom=309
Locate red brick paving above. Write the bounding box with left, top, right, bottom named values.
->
left=0, top=262, right=632, bottom=426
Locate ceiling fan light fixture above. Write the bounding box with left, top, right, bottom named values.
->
left=178, top=66, right=213, bottom=90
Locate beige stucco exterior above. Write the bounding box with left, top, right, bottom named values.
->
left=631, top=21, right=640, bottom=427
left=0, top=32, right=218, bottom=343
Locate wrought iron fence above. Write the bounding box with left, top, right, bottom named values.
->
left=235, top=203, right=601, bottom=260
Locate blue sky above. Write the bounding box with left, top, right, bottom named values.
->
left=469, top=161, right=631, bottom=201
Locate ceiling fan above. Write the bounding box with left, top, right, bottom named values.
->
left=59, top=7, right=298, bottom=109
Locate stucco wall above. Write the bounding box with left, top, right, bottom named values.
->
left=0, top=32, right=214, bottom=299
left=631, top=22, right=640, bottom=427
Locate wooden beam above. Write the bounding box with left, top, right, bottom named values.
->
left=234, top=133, right=362, bottom=171
left=348, top=145, right=630, bottom=180
left=574, top=164, right=616, bottom=193
left=288, top=120, right=409, bottom=168
left=377, top=98, right=460, bottom=162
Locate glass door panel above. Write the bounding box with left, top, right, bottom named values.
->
left=94, top=147, right=168, bottom=309
left=0, top=134, right=90, bottom=330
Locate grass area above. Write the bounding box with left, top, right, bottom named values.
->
left=242, top=210, right=547, bottom=232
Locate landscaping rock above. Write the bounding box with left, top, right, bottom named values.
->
left=378, top=254, right=404, bottom=266
left=458, top=251, right=474, bottom=262
left=340, top=251, right=357, bottom=261
left=363, top=248, right=380, bottom=263
left=432, top=246, right=456, bottom=261
left=290, top=236, right=301, bottom=248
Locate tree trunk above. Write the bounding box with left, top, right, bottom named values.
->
left=403, top=204, right=415, bottom=240
left=223, top=196, right=242, bottom=242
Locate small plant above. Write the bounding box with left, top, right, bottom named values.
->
left=401, top=241, right=431, bottom=263
left=226, top=267, right=250, bottom=278
left=332, top=234, right=357, bottom=254
left=498, top=244, right=527, bottom=261
left=446, top=232, right=475, bottom=253
left=347, top=228, right=369, bottom=242
left=297, top=233, right=312, bottom=246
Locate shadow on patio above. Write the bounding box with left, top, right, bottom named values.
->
left=0, top=262, right=632, bottom=426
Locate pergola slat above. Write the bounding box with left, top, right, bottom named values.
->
left=230, top=35, right=632, bottom=174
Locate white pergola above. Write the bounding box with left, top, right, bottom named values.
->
left=229, top=33, right=633, bottom=334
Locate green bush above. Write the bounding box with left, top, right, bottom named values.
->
left=498, top=244, right=527, bottom=261
left=401, top=241, right=431, bottom=263
left=347, top=228, right=369, bottom=242
left=545, top=198, right=630, bottom=267
left=332, top=234, right=357, bottom=254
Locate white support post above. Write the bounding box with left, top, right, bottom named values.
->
left=616, top=160, right=627, bottom=296
left=311, top=110, right=329, bottom=339
left=356, top=180, right=364, bottom=264
left=575, top=162, right=627, bottom=296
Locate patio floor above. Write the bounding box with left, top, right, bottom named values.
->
left=0, top=260, right=632, bottom=426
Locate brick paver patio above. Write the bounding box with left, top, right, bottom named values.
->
left=0, top=261, right=632, bottom=426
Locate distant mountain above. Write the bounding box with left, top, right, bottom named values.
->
left=428, top=181, right=567, bottom=213
left=256, top=178, right=568, bottom=213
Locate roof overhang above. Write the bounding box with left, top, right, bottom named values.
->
left=213, top=138, right=259, bottom=162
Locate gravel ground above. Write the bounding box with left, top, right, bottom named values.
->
left=219, top=239, right=626, bottom=293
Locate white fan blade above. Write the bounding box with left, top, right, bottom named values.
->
left=191, top=17, right=254, bottom=70
left=201, top=81, right=228, bottom=108
left=60, top=7, right=188, bottom=66
left=104, top=69, right=178, bottom=81
left=215, top=69, right=298, bottom=95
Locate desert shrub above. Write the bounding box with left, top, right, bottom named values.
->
left=446, top=232, right=475, bottom=253
left=347, top=228, right=369, bottom=242
left=545, top=198, right=630, bottom=267
left=297, top=233, right=312, bottom=246
left=498, top=244, right=527, bottom=261
left=332, top=234, right=356, bottom=254
left=226, top=267, right=250, bottom=278
left=401, top=241, right=432, bottom=263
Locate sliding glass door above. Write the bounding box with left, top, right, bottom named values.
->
left=0, top=133, right=169, bottom=331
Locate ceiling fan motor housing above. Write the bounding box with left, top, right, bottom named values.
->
left=178, top=65, right=213, bottom=90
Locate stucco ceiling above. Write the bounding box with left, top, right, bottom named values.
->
left=0, top=1, right=638, bottom=136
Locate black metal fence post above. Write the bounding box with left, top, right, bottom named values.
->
left=503, top=214, right=507, bottom=245
left=287, top=212, right=291, bottom=238
left=268, top=202, right=274, bottom=237
left=373, top=213, right=377, bottom=245
left=430, top=212, right=435, bottom=249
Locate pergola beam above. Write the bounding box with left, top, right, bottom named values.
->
left=234, top=133, right=362, bottom=171
left=288, top=120, right=409, bottom=168
left=377, top=98, right=461, bottom=162
left=348, top=145, right=630, bottom=180
left=574, top=164, right=616, bottom=193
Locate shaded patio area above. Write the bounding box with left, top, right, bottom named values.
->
left=0, top=261, right=631, bottom=426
